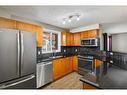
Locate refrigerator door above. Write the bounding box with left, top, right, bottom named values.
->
left=0, top=29, right=20, bottom=83
left=20, top=31, right=36, bottom=77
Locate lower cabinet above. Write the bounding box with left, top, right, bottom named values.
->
left=53, top=56, right=77, bottom=80
left=72, top=56, right=78, bottom=71
left=83, top=83, right=97, bottom=89
left=52, top=59, right=61, bottom=80
left=94, top=59, right=103, bottom=67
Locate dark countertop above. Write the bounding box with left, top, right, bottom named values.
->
left=99, top=64, right=127, bottom=89
left=80, top=73, right=101, bottom=89
left=38, top=54, right=106, bottom=63
left=80, top=63, right=127, bottom=89
left=37, top=55, right=76, bottom=63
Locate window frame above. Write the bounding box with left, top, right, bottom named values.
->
left=42, top=28, right=61, bottom=54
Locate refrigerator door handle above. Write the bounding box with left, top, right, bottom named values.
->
left=17, top=32, right=20, bottom=75
left=0, top=75, right=35, bottom=89
left=21, top=32, right=24, bottom=71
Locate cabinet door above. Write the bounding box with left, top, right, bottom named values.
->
left=70, top=33, right=74, bottom=46
left=88, top=30, right=98, bottom=38
left=81, top=31, right=88, bottom=38
left=61, top=32, right=67, bottom=46
left=94, top=59, right=103, bottom=67
left=16, top=21, right=43, bottom=47
left=53, top=59, right=64, bottom=80
left=68, top=57, right=73, bottom=73
left=61, top=58, right=66, bottom=76
left=62, top=32, right=73, bottom=46
left=72, top=56, right=78, bottom=71
left=16, top=21, right=34, bottom=32
left=33, top=26, right=43, bottom=47
left=73, top=33, right=81, bottom=46
left=66, top=32, right=71, bottom=46
left=0, top=17, right=16, bottom=29
left=53, top=59, right=60, bottom=80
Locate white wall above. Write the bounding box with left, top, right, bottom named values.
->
left=102, top=22, right=127, bottom=34
left=70, top=24, right=100, bottom=33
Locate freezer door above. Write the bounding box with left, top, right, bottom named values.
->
left=0, top=29, right=20, bottom=83
left=20, top=31, right=36, bottom=77
left=0, top=74, right=36, bottom=89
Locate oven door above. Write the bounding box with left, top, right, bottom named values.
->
left=78, top=57, right=94, bottom=75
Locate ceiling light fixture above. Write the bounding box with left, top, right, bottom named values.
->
left=68, top=19, right=71, bottom=22
left=77, top=15, right=80, bottom=21
left=62, top=18, right=66, bottom=24
left=62, top=13, right=81, bottom=25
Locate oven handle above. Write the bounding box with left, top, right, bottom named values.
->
left=78, top=58, right=93, bottom=62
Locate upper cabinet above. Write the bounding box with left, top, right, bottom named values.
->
left=16, top=21, right=43, bottom=47
left=61, top=32, right=73, bottom=46
left=81, top=31, right=88, bottom=38
left=61, top=32, right=67, bottom=46
left=61, top=29, right=99, bottom=46
left=73, top=32, right=81, bottom=46
left=0, top=17, right=43, bottom=47
left=0, top=17, right=16, bottom=29
left=88, top=30, right=98, bottom=38
left=81, top=29, right=98, bottom=39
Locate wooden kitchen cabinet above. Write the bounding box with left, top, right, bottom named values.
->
left=81, top=29, right=98, bottom=39
left=53, top=57, right=73, bottom=80
left=64, top=57, right=73, bottom=74
left=73, top=32, right=81, bottom=46
left=61, top=32, right=73, bottom=46
left=61, top=32, right=67, bottom=46
left=53, top=59, right=62, bottom=80
left=16, top=21, right=35, bottom=32
left=72, top=56, right=78, bottom=71
left=88, top=30, right=98, bottom=38
left=0, top=17, right=16, bottom=29
left=0, top=17, right=43, bottom=47
left=94, top=59, right=103, bottom=67
left=80, top=31, right=88, bottom=38
left=83, top=83, right=97, bottom=89
left=16, top=21, right=43, bottom=47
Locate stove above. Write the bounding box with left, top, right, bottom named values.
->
left=78, top=55, right=95, bottom=76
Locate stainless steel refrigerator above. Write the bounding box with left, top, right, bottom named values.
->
left=0, top=28, right=36, bottom=89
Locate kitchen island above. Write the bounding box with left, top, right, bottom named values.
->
left=80, top=56, right=127, bottom=89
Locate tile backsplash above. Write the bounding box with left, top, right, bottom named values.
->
left=37, top=46, right=100, bottom=62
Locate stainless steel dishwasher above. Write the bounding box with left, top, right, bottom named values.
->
left=36, top=60, right=53, bottom=88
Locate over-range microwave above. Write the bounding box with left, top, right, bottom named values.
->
left=81, top=38, right=99, bottom=47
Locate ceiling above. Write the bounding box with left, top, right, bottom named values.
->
left=1, top=6, right=127, bottom=29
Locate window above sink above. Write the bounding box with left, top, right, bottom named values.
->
left=42, top=28, right=61, bottom=54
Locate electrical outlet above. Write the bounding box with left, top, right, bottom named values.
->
left=38, top=51, right=41, bottom=55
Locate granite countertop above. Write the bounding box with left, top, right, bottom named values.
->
left=80, top=64, right=127, bottom=89
left=80, top=73, right=101, bottom=88
left=37, top=55, right=76, bottom=63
